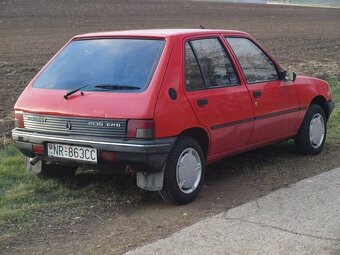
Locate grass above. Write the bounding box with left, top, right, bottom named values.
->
left=0, top=78, right=339, bottom=247
left=0, top=145, right=149, bottom=247
left=327, top=77, right=340, bottom=144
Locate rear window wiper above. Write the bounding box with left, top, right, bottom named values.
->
left=64, top=85, right=88, bottom=99
left=94, top=84, right=141, bottom=90
left=64, top=84, right=140, bottom=99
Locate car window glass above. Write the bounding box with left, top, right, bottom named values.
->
left=226, top=37, right=278, bottom=84
left=185, top=43, right=205, bottom=90
left=190, top=38, right=239, bottom=88
left=33, top=39, right=165, bottom=92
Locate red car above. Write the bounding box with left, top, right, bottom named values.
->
left=13, top=29, right=335, bottom=204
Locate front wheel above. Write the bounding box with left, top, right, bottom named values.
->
left=159, top=136, right=205, bottom=205
left=294, top=104, right=327, bottom=155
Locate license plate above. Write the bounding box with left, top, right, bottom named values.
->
left=47, top=143, right=97, bottom=163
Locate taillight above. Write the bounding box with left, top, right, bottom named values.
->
left=32, top=144, right=45, bottom=154
left=14, top=111, right=24, bottom=128
left=127, top=119, right=154, bottom=139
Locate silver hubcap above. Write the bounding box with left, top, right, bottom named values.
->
left=309, top=113, right=325, bottom=149
left=176, top=148, right=202, bottom=194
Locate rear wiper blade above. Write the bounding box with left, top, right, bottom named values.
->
left=64, top=85, right=88, bottom=99
left=64, top=84, right=140, bottom=99
left=94, top=84, right=140, bottom=90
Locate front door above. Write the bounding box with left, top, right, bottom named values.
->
left=184, top=37, right=254, bottom=155
left=226, top=37, right=299, bottom=144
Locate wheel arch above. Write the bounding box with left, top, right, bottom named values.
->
left=179, top=127, right=210, bottom=158
left=309, top=95, right=330, bottom=120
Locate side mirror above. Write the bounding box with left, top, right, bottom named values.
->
left=282, top=70, right=297, bottom=82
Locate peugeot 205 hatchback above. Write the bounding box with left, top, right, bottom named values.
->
left=13, top=29, right=335, bottom=204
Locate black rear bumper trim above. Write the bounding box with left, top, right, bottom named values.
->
left=12, top=129, right=176, bottom=172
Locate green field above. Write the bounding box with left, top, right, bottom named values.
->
left=0, top=78, right=339, bottom=246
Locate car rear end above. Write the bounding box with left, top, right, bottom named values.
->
left=12, top=33, right=176, bottom=173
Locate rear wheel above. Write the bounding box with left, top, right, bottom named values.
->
left=25, top=157, right=77, bottom=178
left=159, top=136, right=205, bottom=205
left=294, top=104, right=327, bottom=155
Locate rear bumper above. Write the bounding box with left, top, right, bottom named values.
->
left=12, top=129, right=176, bottom=172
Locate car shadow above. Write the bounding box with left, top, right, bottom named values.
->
left=59, top=140, right=338, bottom=210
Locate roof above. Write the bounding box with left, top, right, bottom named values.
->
left=74, top=29, right=249, bottom=39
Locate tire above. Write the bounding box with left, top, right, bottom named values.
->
left=294, top=104, right=327, bottom=155
left=25, top=157, right=77, bottom=178
left=159, top=136, right=205, bottom=205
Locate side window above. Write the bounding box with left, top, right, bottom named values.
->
left=226, top=37, right=278, bottom=84
left=190, top=38, right=239, bottom=88
left=185, top=43, right=205, bottom=90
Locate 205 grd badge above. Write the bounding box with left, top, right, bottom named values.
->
left=87, top=121, right=121, bottom=127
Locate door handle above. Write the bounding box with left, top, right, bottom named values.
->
left=253, top=90, right=262, bottom=98
left=197, top=98, right=208, bottom=107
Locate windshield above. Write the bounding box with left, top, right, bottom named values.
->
left=33, top=38, right=165, bottom=91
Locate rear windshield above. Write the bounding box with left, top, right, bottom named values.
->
left=33, top=38, right=165, bottom=92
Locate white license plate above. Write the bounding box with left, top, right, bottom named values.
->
left=47, top=143, right=97, bottom=163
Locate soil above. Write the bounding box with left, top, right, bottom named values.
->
left=1, top=1, right=340, bottom=254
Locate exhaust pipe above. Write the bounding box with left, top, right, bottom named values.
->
left=30, top=156, right=41, bottom=166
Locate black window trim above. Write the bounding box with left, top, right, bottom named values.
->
left=188, top=41, right=207, bottom=89
left=224, top=35, right=282, bottom=85
left=184, top=36, right=241, bottom=92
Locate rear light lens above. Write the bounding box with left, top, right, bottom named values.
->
left=127, top=119, right=154, bottom=138
left=99, top=151, right=116, bottom=161
left=32, top=144, right=45, bottom=154
left=14, top=111, right=24, bottom=128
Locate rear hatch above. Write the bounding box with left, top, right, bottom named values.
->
left=15, top=37, right=167, bottom=138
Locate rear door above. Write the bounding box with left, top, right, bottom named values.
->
left=184, top=36, right=254, bottom=155
left=225, top=36, right=299, bottom=144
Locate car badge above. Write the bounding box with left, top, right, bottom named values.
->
left=66, top=121, right=72, bottom=130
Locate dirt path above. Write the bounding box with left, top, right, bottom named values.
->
left=1, top=1, right=340, bottom=254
